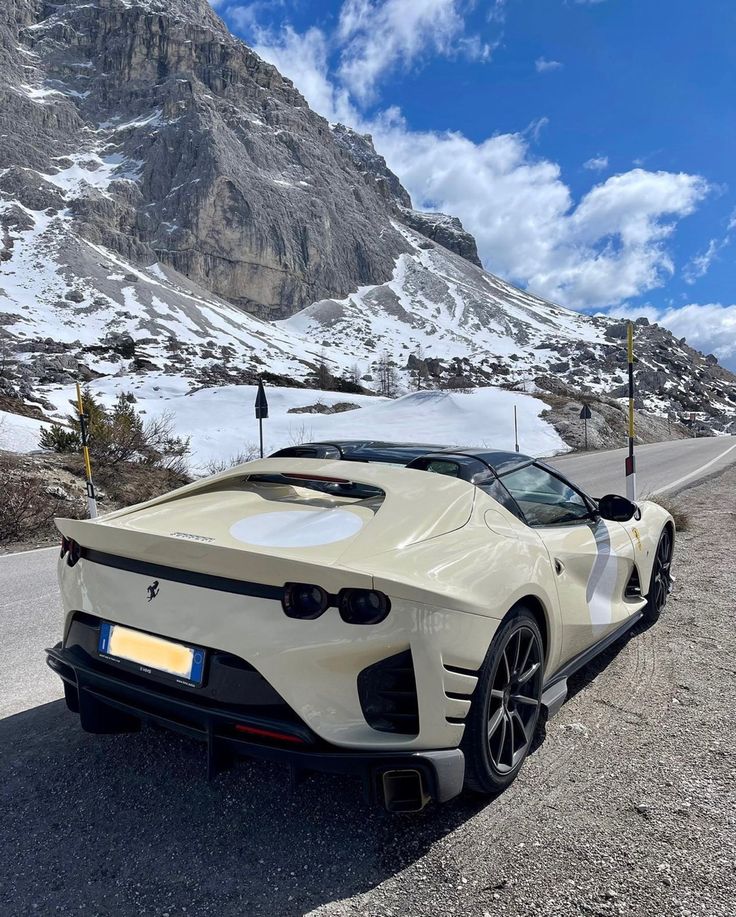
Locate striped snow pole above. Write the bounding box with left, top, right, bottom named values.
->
left=76, top=382, right=98, bottom=519
left=625, top=323, right=637, bottom=501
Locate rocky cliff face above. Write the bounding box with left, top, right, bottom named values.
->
left=1, top=0, right=419, bottom=319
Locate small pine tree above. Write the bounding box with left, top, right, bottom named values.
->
left=38, top=388, right=189, bottom=473
left=377, top=352, right=399, bottom=397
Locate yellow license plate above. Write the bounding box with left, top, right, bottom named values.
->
left=98, top=622, right=205, bottom=684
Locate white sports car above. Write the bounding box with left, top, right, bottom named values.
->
left=47, top=441, right=674, bottom=812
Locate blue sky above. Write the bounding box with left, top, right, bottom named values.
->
left=211, top=0, right=736, bottom=367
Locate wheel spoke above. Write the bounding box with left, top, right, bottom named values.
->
left=518, top=631, right=533, bottom=676
left=501, top=647, right=511, bottom=682
left=511, top=693, right=538, bottom=707
left=518, top=660, right=540, bottom=685
left=496, top=714, right=507, bottom=766
left=507, top=709, right=517, bottom=755
left=511, top=710, right=528, bottom=746
left=512, top=630, right=522, bottom=673
left=488, top=705, right=505, bottom=740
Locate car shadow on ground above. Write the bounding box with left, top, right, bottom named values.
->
left=0, top=631, right=637, bottom=917
left=0, top=699, right=487, bottom=916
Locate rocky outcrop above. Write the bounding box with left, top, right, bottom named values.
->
left=399, top=208, right=483, bottom=267
left=331, top=123, right=484, bottom=268
left=331, top=123, right=412, bottom=209
left=1, top=0, right=734, bottom=437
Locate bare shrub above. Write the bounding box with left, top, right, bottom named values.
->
left=202, top=445, right=261, bottom=476
left=287, top=422, right=314, bottom=447
left=0, top=454, right=82, bottom=545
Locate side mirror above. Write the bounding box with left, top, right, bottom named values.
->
left=597, top=494, right=638, bottom=522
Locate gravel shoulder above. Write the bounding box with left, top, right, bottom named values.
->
left=1, top=469, right=735, bottom=916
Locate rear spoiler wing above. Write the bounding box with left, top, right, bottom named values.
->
left=55, top=458, right=476, bottom=579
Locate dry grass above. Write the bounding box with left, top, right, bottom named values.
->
left=644, top=492, right=691, bottom=531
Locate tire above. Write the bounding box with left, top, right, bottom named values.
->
left=462, top=607, right=544, bottom=795
left=642, top=526, right=673, bottom=626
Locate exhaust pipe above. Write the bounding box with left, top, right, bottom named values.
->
left=381, top=769, right=430, bottom=813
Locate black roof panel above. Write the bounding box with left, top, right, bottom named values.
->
left=271, top=441, right=534, bottom=473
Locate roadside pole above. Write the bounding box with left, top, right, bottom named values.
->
left=579, top=404, right=592, bottom=450
left=255, top=378, right=269, bottom=458
left=625, top=323, right=637, bottom=501
left=513, top=405, right=519, bottom=452
left=75, top=382, right=98, bottom=519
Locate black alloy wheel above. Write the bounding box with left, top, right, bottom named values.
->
left=643, top=527, right=673, bottom=624
left=462, top=608, right=544, bottom=794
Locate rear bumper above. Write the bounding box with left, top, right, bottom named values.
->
left=45, top=644, right=465, bottom=811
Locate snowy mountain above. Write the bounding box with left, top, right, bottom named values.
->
left=1, top=0, right=735, bottom=439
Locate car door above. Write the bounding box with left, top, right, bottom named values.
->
left=498, top=462, right=637, bottom=667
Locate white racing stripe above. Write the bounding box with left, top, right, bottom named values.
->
left=649, top=442, right=736, bottom=495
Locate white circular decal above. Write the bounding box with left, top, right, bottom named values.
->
left=229, top=509, right=364, bottom=548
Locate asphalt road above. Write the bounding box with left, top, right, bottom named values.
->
left=1, top=437, right=735, bottom=915
left=548, top=434, right=736, bottom=497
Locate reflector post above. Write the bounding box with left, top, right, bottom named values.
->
left=76, top=382, right=98, bottom=519
left=626, top=323, right=636, bottom=502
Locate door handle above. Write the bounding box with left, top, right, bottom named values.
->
left=554, top=558, right=564, bottom=576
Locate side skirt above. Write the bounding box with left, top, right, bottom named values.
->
left=540, top=611, right=643, bottom=718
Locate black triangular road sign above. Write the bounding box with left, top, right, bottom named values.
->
left=255, top=378, right=269, bottom=420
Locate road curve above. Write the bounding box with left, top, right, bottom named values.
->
left=548, top=434, right=736, bottom=497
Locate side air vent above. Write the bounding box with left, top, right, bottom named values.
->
left=357, top=650, right=419, bottom=735
left=625, top=566, right=642, bottom=599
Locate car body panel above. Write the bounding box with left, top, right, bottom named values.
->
left=537, top=517, right=639, bottom=664
left=52, top=453, right=674, bottom=780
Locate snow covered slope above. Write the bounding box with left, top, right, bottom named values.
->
left=0, top=409, right=47, bottom=453
left=281, top=226, right=736, bottom=424
left=2, top=0, right=735, bottom=441
left=0, top=199, right=341, bottom=392
left=42, top=376, right=565, bottom=471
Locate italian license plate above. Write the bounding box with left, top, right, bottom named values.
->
left=98, top=622, right=205, bottom=685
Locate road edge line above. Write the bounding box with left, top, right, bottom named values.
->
left=0, top=545, right=58, bottom=560
left=650, top=442, right=736, bottom=495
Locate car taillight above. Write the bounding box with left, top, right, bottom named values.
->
left=338, top=589, right=391, bottom=625
left=281, top=583, right=329, bottom=620
left=61, top=538, right=81, bottom=567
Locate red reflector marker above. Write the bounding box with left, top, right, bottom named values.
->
left=234, top=724, right=305, bottom=744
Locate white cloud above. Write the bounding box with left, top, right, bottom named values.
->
left=535, top=57, right=563, bottom=73
left=336, top=0, right=490, bottom=103
left=682, top=207, right=736, bottom=284
left=235, top=6, right=712, bottom=312
left=583, top=155, right=609, bottom=171
left=373, top=115, right=709, bottom=308
left=683, top=238, right=720, bottom=284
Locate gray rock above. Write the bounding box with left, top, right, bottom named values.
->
left=399, top=208, right=483, bottom=267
